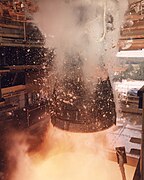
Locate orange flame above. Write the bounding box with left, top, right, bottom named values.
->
left=9, top=123, right=135, bottom=180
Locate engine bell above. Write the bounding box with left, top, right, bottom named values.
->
left=50, top=56, right=116, bottom=133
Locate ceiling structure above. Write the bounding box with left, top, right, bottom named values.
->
left=120, top=0, right=144, bottom=50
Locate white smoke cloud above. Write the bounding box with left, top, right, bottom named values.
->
left=9, top=125, right=135, bottom=180
left=34, top=0, right=128, bottom=87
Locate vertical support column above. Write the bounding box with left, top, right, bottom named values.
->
left=0, top=74, right=4, bottom=102
left=142, top=93, right=144, bottom=180
left=25, top=93, right=30, bottom=127
left=138, top=86, right=144, bottom=180
left=0, top=74, right=2, bottom=101
left=0, top=73, right=5, bottom=103
left=23, top=0, right=27, bottom=41
left=116, top=147, right=127, bottom=180
left=23, top=21, right=26, bottom=41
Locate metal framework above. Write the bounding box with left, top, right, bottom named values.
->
left=120, top=0, right=144, bottom=50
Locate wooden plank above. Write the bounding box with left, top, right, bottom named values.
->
left=0, top=33, right=24, bottom=38
left=119, top=39, right=144, bottom=50
left=121, top=34, right=144, bottom=40
left=0, top=42, right=44, bottom=48
left=0, top=69, right=10, bottom=73
left=0, top=101, right=5, bottom=106
left=1, top=85, right=26, bottom=95
left=120, top=44, right=144, bottom=50
left=0, top=105, right=18, bottom=113
left=121, top=99, right=139, bottom=104
left=130, top=137, right=141, bottom=144
left=125, top=14, right=144, bottom=21
left=0, top=23, right=24, bottom=29
left=122, top=25, right=144, bottom=32
left=3, top=16, right=33, bottom=23
left=121, top=106, right=142, bottom=114
left=133, top=21, right=144, bottom=27
left=119, top=39, right=144, bottom=44
left=119, top=39, right=144, bottom=49
left=4, top=65, right=42, bottom=70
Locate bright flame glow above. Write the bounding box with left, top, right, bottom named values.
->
left=9, top=123, right=135, bottom=180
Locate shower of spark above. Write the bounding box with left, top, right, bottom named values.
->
left=35, top=0, right=129, bottom=133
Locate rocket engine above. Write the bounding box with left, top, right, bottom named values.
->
left=46, top=0, right=124, bottom=133
left=51, top=54, right=116, bottom=133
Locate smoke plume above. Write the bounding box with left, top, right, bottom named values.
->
left=9, top=125, right=135, bottom=180
left=35, top=0, right=128, bottom=89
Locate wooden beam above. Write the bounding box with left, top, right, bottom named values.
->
left=126, top=45, right=144, bottom=50
left=0, top=101, right=5, bottom=106
left=120, top=46, right=144, bottom=51
left=0, top=23, right=24, bottom=29
left=120, top=34, right=144, bottom=40
left=0, top=33, right=24, bottom=38
left=121, top=106, right=142, bottom=114
left=119, top=39, right=144, bottom=50
left=1, top=85, right=26, bottom=95
left=0, top=42, right=44, bottom=48
left=122, top=25, right=144, bottom=32
left=119, top=39, right=144, bottom=44
left=0, top=69, right=10, bottom=74
left=125, top=14, right=144, bottom=21
left=4, top=65, right=42, bottom=70
left=3, top=16, right=33, bottom=23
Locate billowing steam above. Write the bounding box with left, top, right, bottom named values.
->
left=35, top=0, right=127, bottom=89
left=34, top=0, right=128, bottom=133
left=9, top=124, right=135, bottom=180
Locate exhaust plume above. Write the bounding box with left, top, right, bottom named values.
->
left=9, top=125, right=135, bottom=180
left=35, top=0, right=128, bottom=86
